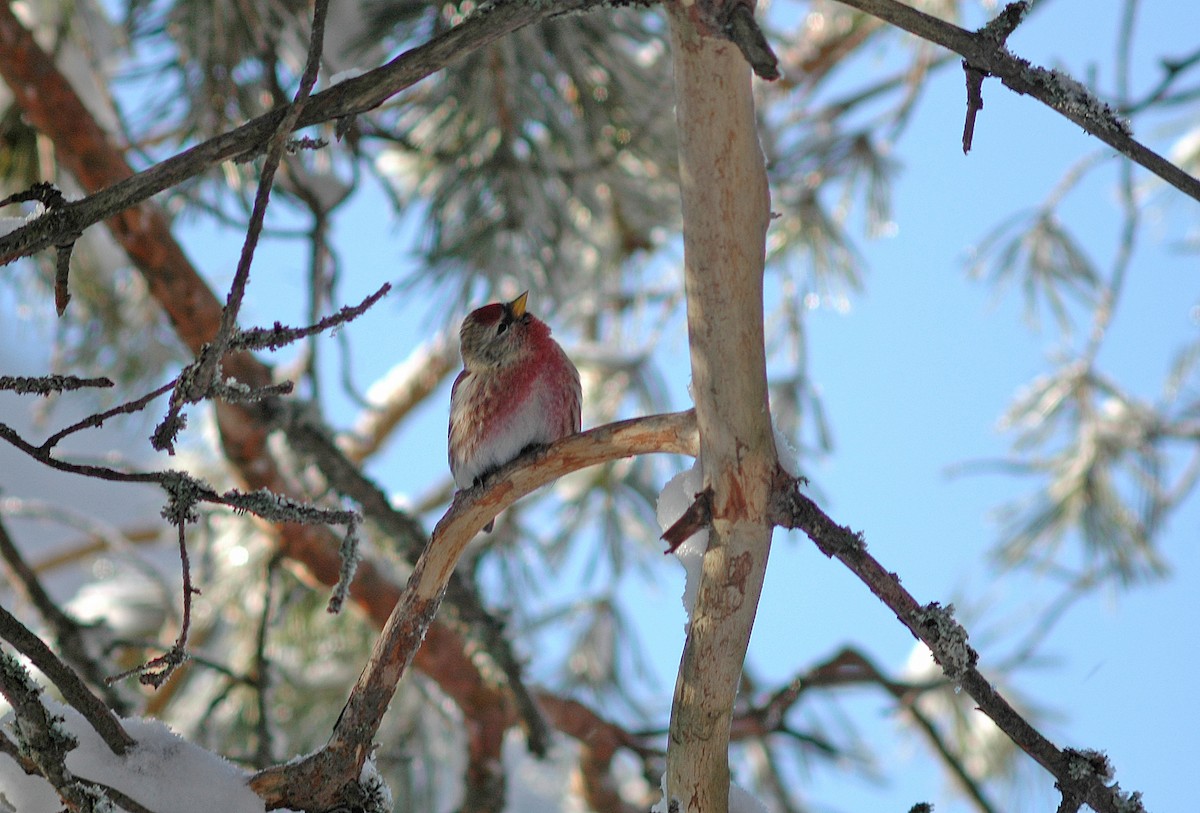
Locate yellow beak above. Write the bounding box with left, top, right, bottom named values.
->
left=509, top=291, right=529, bottom=319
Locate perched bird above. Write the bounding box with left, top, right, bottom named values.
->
left=449, top=292, right=581, bottom=530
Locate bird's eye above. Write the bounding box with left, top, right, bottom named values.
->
left=496, top=322, right=508, bottom=336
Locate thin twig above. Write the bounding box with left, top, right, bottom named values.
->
left=232, top=282, right=391, bottom=353
left=253, top=555, right=281, bottom=768
left=40, top=379, right=175, bottom=452
left=151, top=0, right=333, bottom=454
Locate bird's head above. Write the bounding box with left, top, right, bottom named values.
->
left=459, top=291, right=540, bottom=369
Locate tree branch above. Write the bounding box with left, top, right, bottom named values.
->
left=249, top=410, right=700, bottom=811
left=664, top=1, right=777, bottom=811
left=771, top=474, right=1145, bottom=813
left=835, top=0, right=1200, bottom=203
left=0, top=605, right=133, bottom=757
left=284, top=406, right=552, bottom=757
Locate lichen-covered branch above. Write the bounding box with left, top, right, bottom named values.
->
left=771, top=475, right=1146, bottom=813
left=835, top=0, right=1200, bottom=203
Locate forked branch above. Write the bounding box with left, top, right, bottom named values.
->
left=249, top=410, right=699, bottom=811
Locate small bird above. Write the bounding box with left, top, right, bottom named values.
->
left=449, top=292, right=581, bottom=530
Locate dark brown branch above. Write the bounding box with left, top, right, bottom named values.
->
left=0, top=182, right=77, bottom=313
left=108, top=522, right=197, bottom=689
left=0, top=605, right=134, bottom=755
left=660, top=486, right=713, bottom=552
left=2, top=420, right=357, bottom=534
left=0, top=517, right=129, bottom=714
left=40, top=380, right=174, bottom=452
left=724, top=3, right=781, bottom=81
left=233, top=282, right=391, bottom=353
left=963, top=2, right=1027, bottom=154
left=53, top=238, right=74, bottom=316
left=962, top=63, right=987, bottom=154
left=834, top=0, right=1200, bottom=203
left=770, top=473, right=1144, bottom=813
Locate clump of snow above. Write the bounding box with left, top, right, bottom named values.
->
left=772, top=421, right=800, bottom=477
left=0, top=203, right=46, bottom=239
left=649, top=771, right=672, bottom=813
left=656, top=461, right=707, bottom=619
left=0, top=700, right=265, bottom=813
left=729, top=781, right=769, bottom=813
left=328, top=67, right=364, bottom=85
left=358, top=754, right=394, bottom=813
left=501, top=729, right=583, bottom=813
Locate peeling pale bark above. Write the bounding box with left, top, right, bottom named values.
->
left=665, top=2, right=778, bottom=812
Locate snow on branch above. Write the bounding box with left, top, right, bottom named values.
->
left=0, top=694, right=265, bottom=813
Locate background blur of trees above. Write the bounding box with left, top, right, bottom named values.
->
left=0, top=0, right=1197, bottom=811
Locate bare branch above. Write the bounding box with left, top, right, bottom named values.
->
left=771, top=474, right=1145, bottom=813
left=287, top=407, right=548, bottom=754
left=40, top=380, right=174, bottom=453
left=835, top=0, right=1200, bottom=203
left=0, top=375, right=113, bottom=396
left=232, top=282, right=391, bottom=353
left=723, top=3, right=781, bottom=81
left=0, top=516, right=129, bottom=714
left=0, top=604, right=133, bottom=756
left=661, top=487, right=713, bottom=552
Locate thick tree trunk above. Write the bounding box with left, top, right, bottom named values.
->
left=665, top=2, right=778, bottom=811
